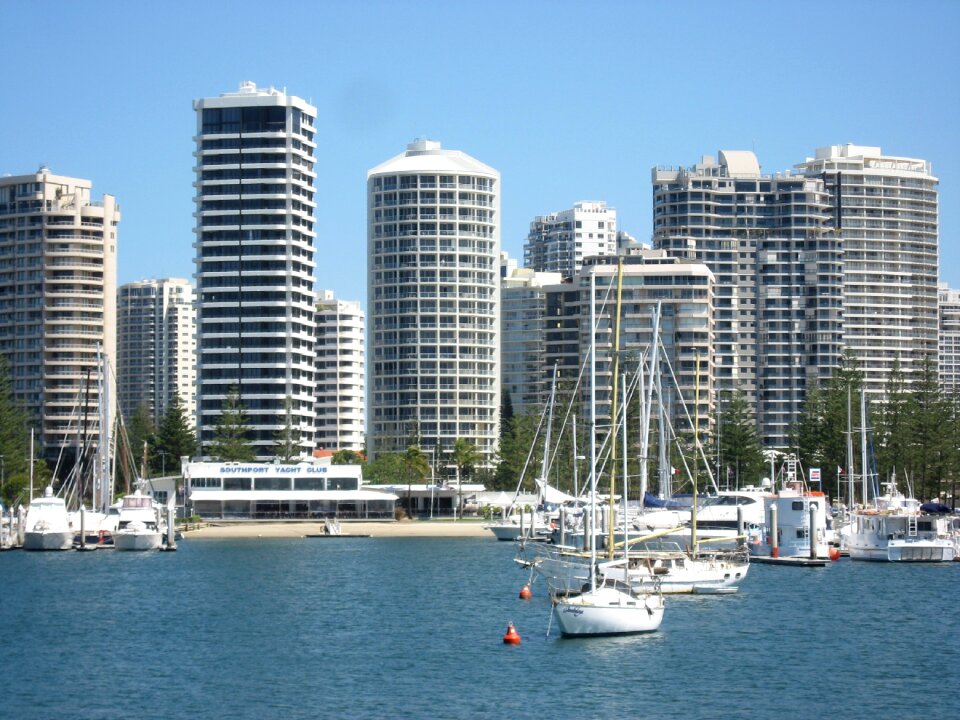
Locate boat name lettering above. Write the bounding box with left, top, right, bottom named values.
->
left=561, top=607, right=584, bottom=616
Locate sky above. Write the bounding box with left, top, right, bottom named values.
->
left=3, top=0, right=959, bottom=310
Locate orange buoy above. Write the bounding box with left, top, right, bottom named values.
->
left=828, top=547, right=841, bottom=561
left=519, top=584, right=532, bottom=600
left=502, top=623, right=521, bottom=645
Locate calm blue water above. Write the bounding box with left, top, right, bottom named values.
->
left=1, top=537, right=958, bottom=719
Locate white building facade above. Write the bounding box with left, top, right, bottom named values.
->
left=653, top=151, right=842, bottom=448
left=315, top=290, right=365, bottom=452
left=0, top=169, right=118, bottom=461
left=116, top=278, right=197, bottom=428
left=500, top=253, right=562, bottom=414
left=367, top=140, right=500, bottom=464
left=193, top=82, right=318, bottom=459
left=796, top=144, right=939, bottom=397
left=938, top=283, right=960, bottom=395
left=524, top=201, right=617, bottom=279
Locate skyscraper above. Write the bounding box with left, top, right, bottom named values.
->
left=938, top=283, right=960, bottom=395
left=193, top=82, right=318, bottom=459
left=315, top=290, right=365, bottom=452
left=367, top=140, right=500, bottom=464
left=116, top=278, right=197, bottom=429
left=524, top=201, right=617, bottom=279
left=0, top=169, right=119, bottom=462
left=500, top=253, right=562, bottom=414
left=796, top=145, right=939, bottom=395
left=653, top=151, right=841, bottom=448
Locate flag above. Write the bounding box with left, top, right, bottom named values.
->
left=837, top=465, right=844, bottom=476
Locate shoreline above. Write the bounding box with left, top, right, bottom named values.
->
left=182, top=520, right=492, bottom=539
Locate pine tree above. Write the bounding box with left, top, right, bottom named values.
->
left=273, top=396, right=300, bottom=463
left=717, top=390, right=766, bottom=488
left=207, top=387, right=255, bottom=462
left=153, top=395, right=197, bottom=474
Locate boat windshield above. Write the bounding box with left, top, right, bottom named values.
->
left=122, top=496, right=153, bottom=509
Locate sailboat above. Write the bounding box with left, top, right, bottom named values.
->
left=485, top=368, right=560, bottom=542
left=553, top=267, right=665, bottom=636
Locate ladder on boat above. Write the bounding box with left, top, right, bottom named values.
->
left=907, top=513, right=918, bottom=537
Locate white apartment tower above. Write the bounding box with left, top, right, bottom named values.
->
left=193, top=82, right=318, bottom=459
left=0, top=169, right=118, bottom=462
left=555, top=252, right=715, bottom=434
left=796, top=145, right=939, bottom=396
left=367, top=140, right=500, bottom=464
left=315, top=290, right=365, bottom=452
left=500, top=253, right=562, bottom=414
left=116, top=278, right=197, bottom=429
left=524, top=201, right=617, bottom=279
left=938, top=283, right=960, bottom=395
left=653, top=151, right=842, bottom=449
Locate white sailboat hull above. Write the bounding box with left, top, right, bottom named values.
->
left=23, top=530, right=74, bottom=551
left=555, top=585, right=664, bottom=636
left=113, top=529, right=163, bottom=551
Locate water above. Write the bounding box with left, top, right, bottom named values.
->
left=1, top=538, right=958, bottom=719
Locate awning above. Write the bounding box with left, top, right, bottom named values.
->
left=189, top=490, right=399, bottom=502
left=535, top=479, right=577, bottom=504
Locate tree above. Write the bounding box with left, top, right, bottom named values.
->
left=332, top=449, right=363, bottom=465
left=362, top=452, right=406, bottom=484
left=126, top=403, right=156, bottom=470
left=273, top=396, right=300, bottom=463
left=402, top=445, right=430, bottom=517
left=0, top=355, right=47, bottom=505
left=716, top=390, right=766, bottom=488
left=152, top=394, right=197, bottom=474
left=207, top=387, right=255, bottom=462
left=451, top=438, right=480, bottom=516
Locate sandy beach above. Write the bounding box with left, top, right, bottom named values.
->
left=182, top=520, right=492, bottom=539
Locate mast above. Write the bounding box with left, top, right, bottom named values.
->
left=692, top=350, right=701, bottom=558
left=621, top=370, right=629, bottom=565
left=639, top=304, right=660, bottom=510
left=658, top=366, right=670, bottom=499
left=572, top=414, right=579, bottom=499
left=538, top=366, right=558, bottom=503
left=588, top=269, right=598, bottom=591
left=860, top=390, right=869, bottom=507
left=846, top=385, right=854, bottom=507
left=607, top=258, right=624, bottom=559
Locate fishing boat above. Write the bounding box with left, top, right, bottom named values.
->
left=846, top=480, right=954, bottom=562
left=844, top=392, right=954, bottom=562
left=553, top=267, right=664, bottom=636
left=113, top=490, right=164, bottom=551
left=23, top=486, right=75, bottom=551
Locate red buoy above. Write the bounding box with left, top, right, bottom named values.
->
left=828, top=547, right=841, bottom=561
left=503, top=623, right=521, bottom=644
left=519, top=584, right=532, bottom=600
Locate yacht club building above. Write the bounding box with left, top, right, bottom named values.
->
left=183, top=460, right=397, bottom=520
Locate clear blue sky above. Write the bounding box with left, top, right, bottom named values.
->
left=3, top=0, right=958, bottom=308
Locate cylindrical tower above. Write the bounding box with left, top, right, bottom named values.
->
left=367, top=140, right=500, bottom=467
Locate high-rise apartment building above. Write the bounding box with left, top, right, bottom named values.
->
left=116, top=278, right=197, bottom=429
left=938, top=283, right=960, bottom=395
left=0, top=169, right=119, bottom=461
left=653, top=151, right=842, bottom=448
left=524, top=201, right=617, bottom=279
left=315, top=290, right=365, bottom=452
left=193, top=81, right=318, bottom=459
left=796, top=145, right=939, bottom=395
left=545, top=251, right=714, bottom=433
left=367, top=140, right=500, bottom=464
left=500, top=253, right=562, bottom=414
